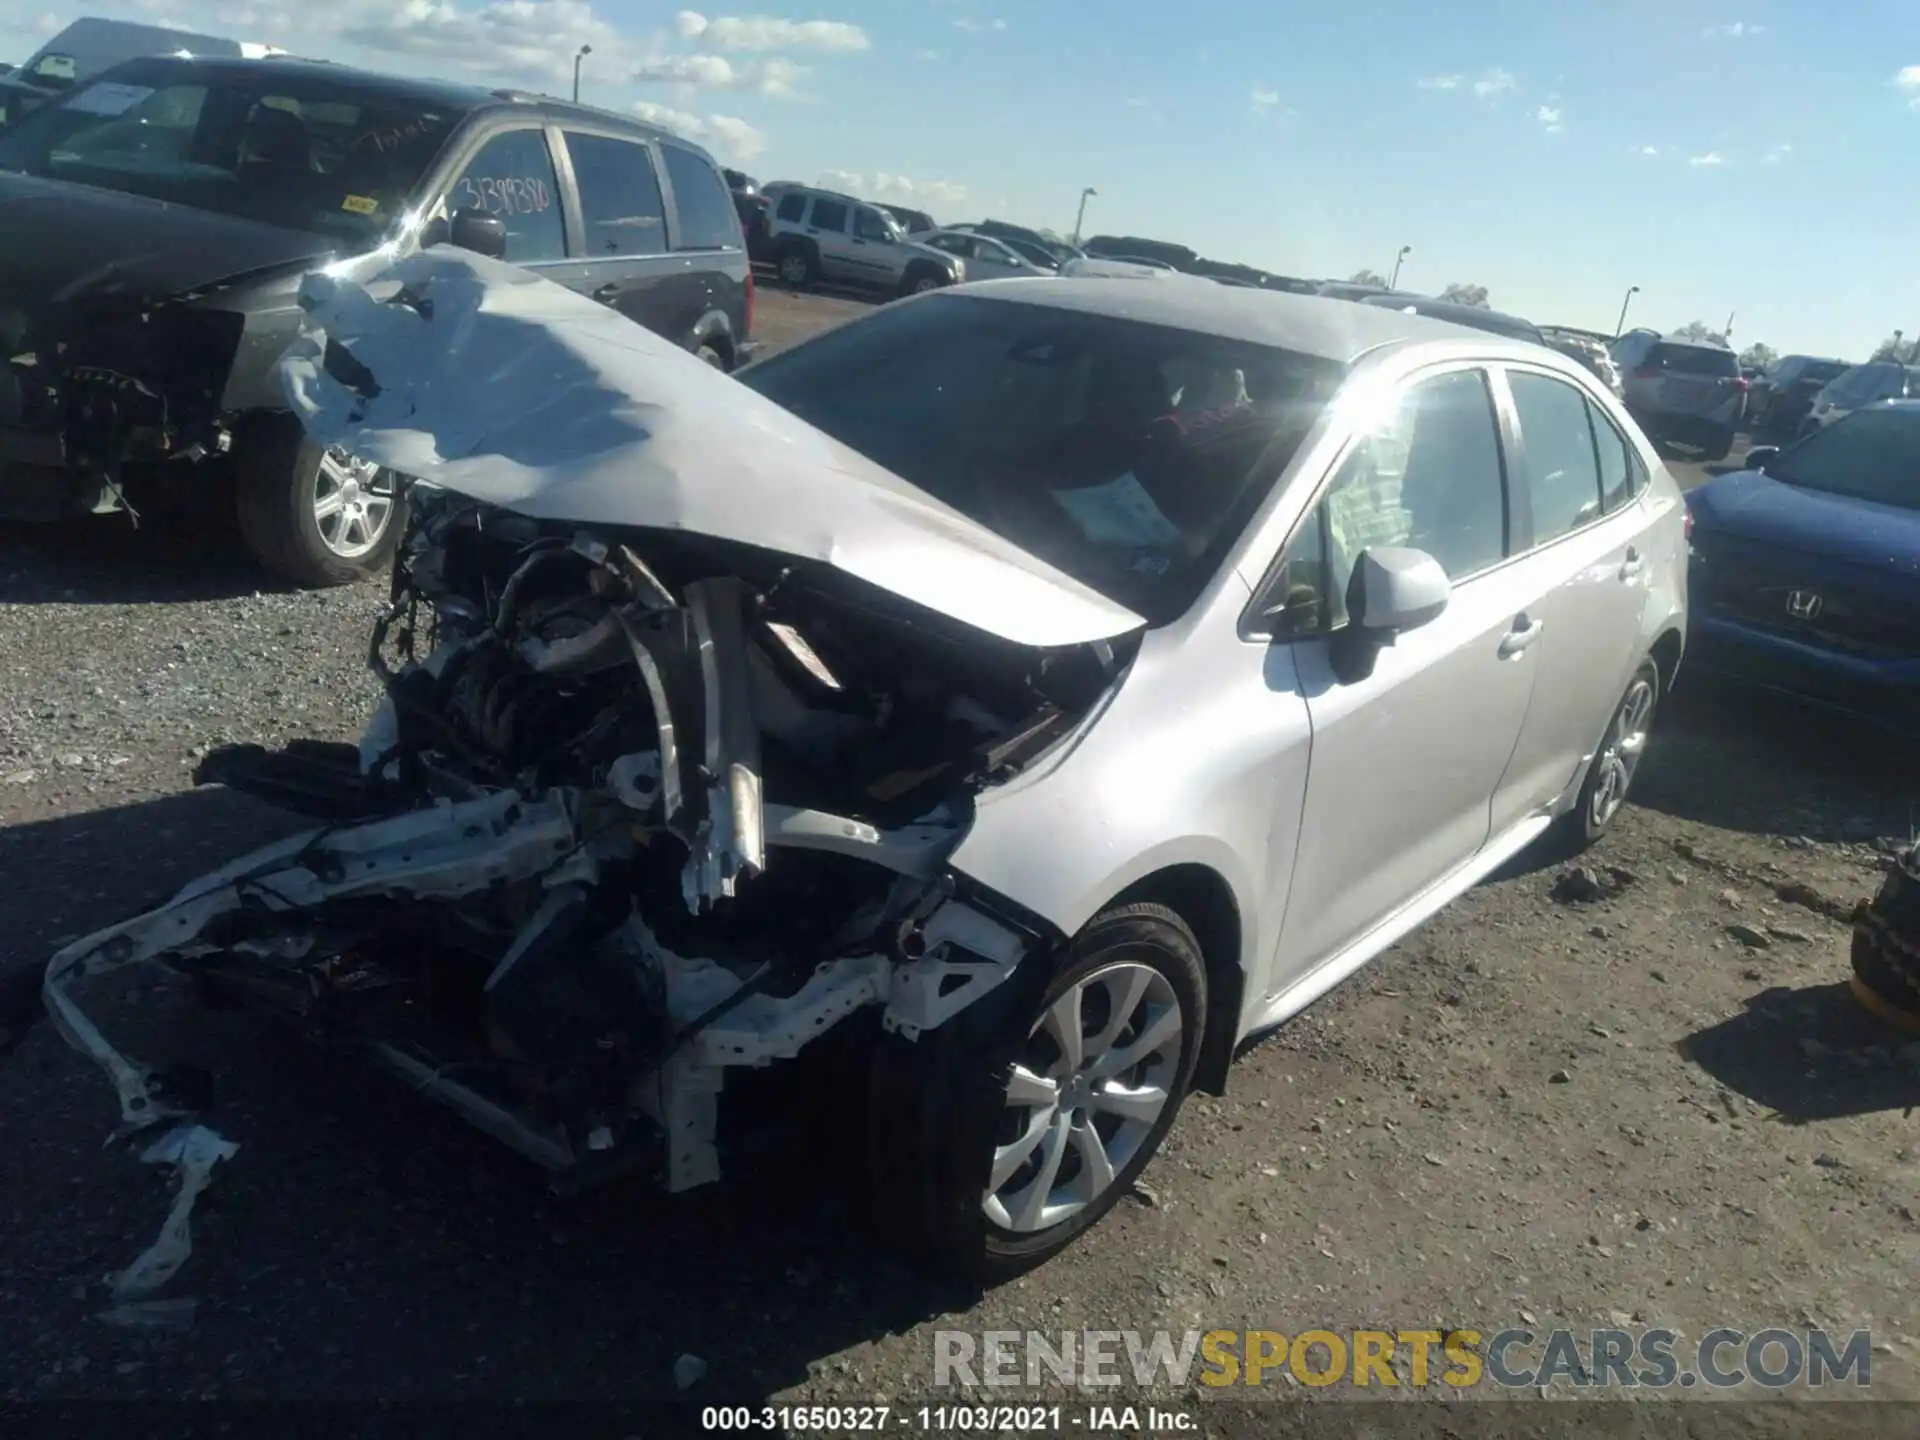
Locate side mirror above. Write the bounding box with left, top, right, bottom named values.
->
left=1329, top=547, right=1451, bottom=685
left=1744, top=445, right=1780, bottom=472
left=448, top=208, right=507, bottom=260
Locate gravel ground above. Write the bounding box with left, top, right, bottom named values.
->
left=1, top=293, right=1915, bottom=1429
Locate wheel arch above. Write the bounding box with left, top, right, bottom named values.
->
left=1108, top=863, right=1243, bottom=1096
left=1649, top=625, right=1684, bottom=695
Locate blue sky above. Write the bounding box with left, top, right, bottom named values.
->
left=5, top=1, right=1916, bottom=357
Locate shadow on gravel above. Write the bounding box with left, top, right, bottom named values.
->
left=0, top=514, right=296, bottom=607
left=0, top=786, right=966, bottom=1404
left=1679, top=981, right=1920, bottom=1123
left=1632, top=678, right=1919, bottom=843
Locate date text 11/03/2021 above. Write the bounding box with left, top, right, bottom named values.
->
left=700, top=1405, right=1195, bottom=1432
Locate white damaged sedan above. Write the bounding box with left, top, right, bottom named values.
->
left=22, top=250, right=1686, bottom=1283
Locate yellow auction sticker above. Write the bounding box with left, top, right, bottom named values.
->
left=341, top=195, right=380, bottom=215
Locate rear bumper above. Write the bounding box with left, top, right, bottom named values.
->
left=1686, top=611, right=1920, bottom=736
left=1631, top=409, right=1738, bottom=444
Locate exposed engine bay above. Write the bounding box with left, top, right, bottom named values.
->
left=40, top=482, right=1135, bottom=1225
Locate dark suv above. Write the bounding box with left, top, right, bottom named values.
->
left=1746, top=355, right=1852, bottom=440
left=0, top=54, right=752, bottom=586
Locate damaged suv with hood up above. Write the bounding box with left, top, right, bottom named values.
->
left=0, top=54, right=751, bottom=586
left=19, top=254, right=1686, bottom=1286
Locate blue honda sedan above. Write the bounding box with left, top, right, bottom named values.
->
left=1683, top=401, right=1920, bottom=734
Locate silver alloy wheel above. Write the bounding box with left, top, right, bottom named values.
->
left=912, top=275, right=942, bottom=293
left=983, top=960, right=1184, bottom=1233
left=779, top=251, right=810, bottom=284
left=1589, top=675, right=1655, bottom=829
left=313, top=448, right=395, bottom=560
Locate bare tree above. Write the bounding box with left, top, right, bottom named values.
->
left=1738, top=342, right=1777, bottom=371
left=1348, top=269, right=1388, bottom=287
left=1870, top=332, right=1917, bottom=363
left=1670, top=320, right=1730, bottom=347
left=1439, top=283, right=1490, bottom=308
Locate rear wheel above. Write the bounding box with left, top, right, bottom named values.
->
left=1559, top=660, right=1659, bottom=851
left=866, top=902, right=1205, bottom=1281
left=235, top=418, right=405, bottom=587
left=775, top=243, right=817, bottom=288
left=693, top=341, right=728, bottom=371
left=1699, top=428, right=1735, bottom=462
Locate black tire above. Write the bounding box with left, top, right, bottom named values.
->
left=774, top=242, right=817, bottom=289
left=899, top=264, right=947, bottom=297
left=866, top=902, right=1206, bottom=1283
left=693, top=341, right=728, bottom=371
left=1699, top=428, right=1735, bottom=462
left=234, top=417, right=406, bottom=588
left=1556, top=659, right=1660, bottom=852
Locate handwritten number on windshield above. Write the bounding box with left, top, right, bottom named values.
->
left=456, top=175, right=552, bottom=216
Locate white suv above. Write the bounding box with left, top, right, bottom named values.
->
left=767, top=186, right=964, bottom=296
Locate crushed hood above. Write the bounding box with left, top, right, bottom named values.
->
left=279, top=249, right=1147, bottom=649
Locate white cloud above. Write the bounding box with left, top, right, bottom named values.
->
left=634, top=52, right=740, bottom=86
left=1688, top=151, right=1725, bottom=167
left=1250, top=83, right=1280, bottom=114
left=1639, top=144, right=1661, bottom=156
left=818, top=169, right=968, bottom=211
left=630, top=99, right=767, bottom=161
left=991, top=17, right=1006, bottom=29
left=1702, top=21, right=1764, bottom=38
left=634, top=50, right=812, bottom=99
left=1125, top=97, right=1149, bottom=108
left=342, top=0, right=634, bottom=85
left=1897, top=65, right=1920, bottom=107
left=952, top=15, right=979, bottom=30
left=1472, top=68, right=1516, bottom=98
left=1416, top=74, right=1463, bottom=90
left=915, top=48, right=939, bottom=60
left=1763, top=142, right=1792, bottom=164
left=755, top=55, right=811, bottom=99
left=33, top=11, right=62, bottom=35
left=672, top=12, right=869, bottom=53
left=1536, top=104, right=1562, bottom=133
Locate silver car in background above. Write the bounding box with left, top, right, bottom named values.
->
left=1611, top=332, right=1746, bottom=459
left=37, top=261, right=1687, bottom=1284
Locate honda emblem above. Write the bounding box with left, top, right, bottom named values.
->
left=1785, top=589, right=1823, bottom=620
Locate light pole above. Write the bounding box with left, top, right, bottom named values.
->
left=1071, top=187, right=1095, bottom=246
left=1614, top=284, right=1640, bottom=337
left=572, top=44, right=592, bottom=103
left=1389, top=244, right=1411, bottom=289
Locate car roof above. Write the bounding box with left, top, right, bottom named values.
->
left=1650, top=337, right=1729, bottom=353
left=956, top=278, right=1560, bottom=364
left=92, top=54, right=698, bottom=145
left=1361, top=295, right=1539, bottom=331
left=119, top=53, right=498, bottom=110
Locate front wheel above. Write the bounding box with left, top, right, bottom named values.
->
left=235, top=418, right=406, bottom=587
left=1699, top=428, right=1735, bottom=462
left=1560, top=660, right=1660, bottom=850
left=866, top=902, right=1205, bottom=1281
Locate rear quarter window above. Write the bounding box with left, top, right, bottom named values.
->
left=659, top=143, right=740, bottom=250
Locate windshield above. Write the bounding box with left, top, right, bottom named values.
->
left=737, top=292, right=1349, bottom=622
left=0, top=59, right=470, bottom=245
left=1767, top=407, right=1920, bottom=511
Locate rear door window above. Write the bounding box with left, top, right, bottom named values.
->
left=775, top=190, right=806, bottom=222
left=658, top=142, right=739, bottom=250
left=1588, top=401, right=1643, bottom=511
left=448, top=128, right=566, bottom=263
left=563, top=131, right=667, bottom=257
left=808, top=196, right=849, bottom=232
left=1507, top=372, right=1604, bottom=543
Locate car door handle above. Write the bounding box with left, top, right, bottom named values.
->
left=1619, top=547, right=1645, bottom=580
left=1498, top=615, right=1544, bottom=659
left=591, top=283, right=620, bottom=303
